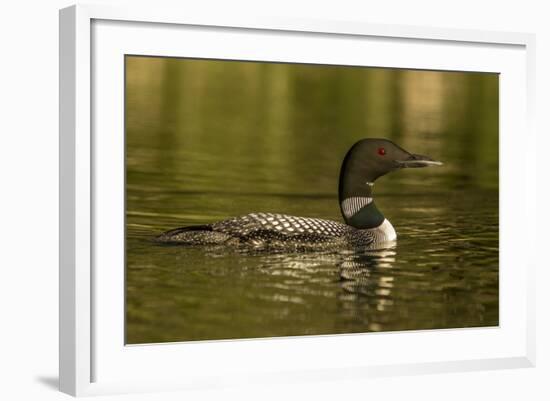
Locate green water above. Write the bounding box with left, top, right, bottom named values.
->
left=125, top=56, right=499, bottom=344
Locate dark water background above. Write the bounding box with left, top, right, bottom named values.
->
left=125, top=56, right=499, bottom=344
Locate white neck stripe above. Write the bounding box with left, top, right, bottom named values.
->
left=341, top=196, right=373, bottom=218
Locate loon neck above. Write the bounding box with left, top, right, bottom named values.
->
left=339, top=188, right=385, bottom=229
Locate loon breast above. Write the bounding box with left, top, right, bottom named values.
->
left=155, top=212, right=395, bottom=250
left=372, top=219, right=397, bottom=243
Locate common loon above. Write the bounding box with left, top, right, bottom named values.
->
left=155, top=138, right=442, bottom=250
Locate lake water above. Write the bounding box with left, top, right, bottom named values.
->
left=125, top=56, right=499, bottom=344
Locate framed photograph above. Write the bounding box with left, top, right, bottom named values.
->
left=59, top=4, right=536, bottom=396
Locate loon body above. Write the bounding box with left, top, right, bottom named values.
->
left=155, top=138, right=441, bottom=250
left=156, top=213, right=396, bottom=250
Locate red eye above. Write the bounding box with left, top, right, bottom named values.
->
left=378, top=147, right=386, bottom=156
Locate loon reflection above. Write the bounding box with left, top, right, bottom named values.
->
left=155, top=138, right=442, bottom=250
left=339, top=248, right=396, bottom=297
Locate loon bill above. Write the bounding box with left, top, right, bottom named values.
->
left=155, top=138, right=442, bottom=250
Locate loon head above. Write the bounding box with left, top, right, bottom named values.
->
left=338, top=138, right=442, bottom=229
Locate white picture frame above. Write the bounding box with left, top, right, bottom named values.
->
left=59, top=4, right=536, bottom=397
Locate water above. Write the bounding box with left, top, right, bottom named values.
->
left=125, top=56, right=499, bottom=344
